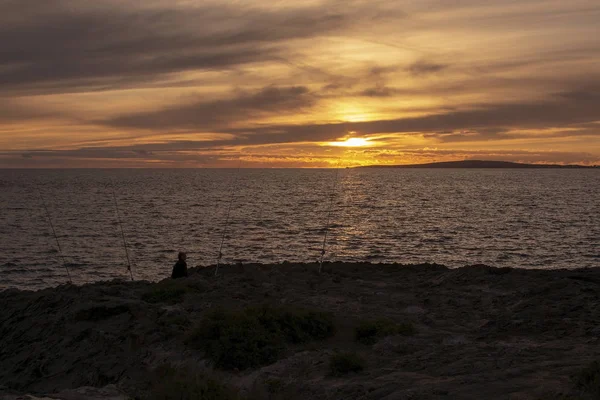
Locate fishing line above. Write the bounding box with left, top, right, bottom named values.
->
left=36, top=185, right=72, bottom=284
left=319, top=158, right=342, bottom=273
left=111, top=180, right=134, bottom=281
left=215, top=158, right=243, bottom=276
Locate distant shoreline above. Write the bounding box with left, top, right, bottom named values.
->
left=358, top=160, right=598, bottom=169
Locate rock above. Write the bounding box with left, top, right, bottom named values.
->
left=2, top=263, right=600, bottom=399
left=53, top=385, right=128, bottom=400
left=0, top=385, right=127, bottom=400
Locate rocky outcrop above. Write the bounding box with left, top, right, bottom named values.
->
left=1, top=262, right=600, bottom=399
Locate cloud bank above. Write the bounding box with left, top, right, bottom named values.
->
left=0, top=0, right=599, bottom=166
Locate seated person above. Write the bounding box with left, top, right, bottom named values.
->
left=171, top=252, right=188, bottom=279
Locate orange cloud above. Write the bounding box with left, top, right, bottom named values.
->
left=1, top=0, right=599, bottom=167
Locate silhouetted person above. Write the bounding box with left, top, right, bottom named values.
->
left=171, top=252, right=188, bottom=279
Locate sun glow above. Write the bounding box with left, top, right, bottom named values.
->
left=328, top=137, right=371, bottom=147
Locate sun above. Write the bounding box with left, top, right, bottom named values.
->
left=328, top=137, right=371, bottom=147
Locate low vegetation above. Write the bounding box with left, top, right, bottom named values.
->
left=572, top=360, right=600, bottom=397
left=244, top=378, right=305, bottom=400
left=150, top=365, right=302, bottom=400
left=75, top=304, right=130, bottom=321
left=150, top=365, right=240, bottom=400
left=142, top=284, right=187, bottom=304
left=355, top=318, right=416, bottom=345
left=329, top=352, right=366, bottom=377
left=186, top=306, right=335, bottom=370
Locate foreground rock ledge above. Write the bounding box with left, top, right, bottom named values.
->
left=1, top=262, right=600, bottom=399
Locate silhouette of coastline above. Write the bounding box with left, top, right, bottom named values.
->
left=359, top=160, right=597, bottom=168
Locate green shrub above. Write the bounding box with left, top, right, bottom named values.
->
left=186, top=306, right=335, bottom=370
left=258, top=308, right=335, bottom=344
left=191, top=309, right=285, bottom=370
left=329, top=352, right=366, bottom=377
left=572, top=360, right=600, bottom=396
left=142, top=285, right=187, bottom=304
left=150, top=365, right=239, bottom=400
left=355, top=318, right=415, bottom=345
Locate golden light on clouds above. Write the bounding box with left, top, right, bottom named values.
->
left=328, top=137, right=372, bottom=147
left=0, top=0, right=599, bottom=167
left=332, top=102, right=376, bottom=123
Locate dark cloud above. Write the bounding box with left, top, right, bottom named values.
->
left=407, top=60, right=449, bottom=76
left=423, top=128, right=506, bottom=143
left=134, top=149, right=153, bottom=156
left=101, top=84, right=600, bottom=149
left=333, top=65, right=401, bottom=97
left=12, top=149, right=155, bottom=160
left=0, top=0, right=398, bottom=95
left=359, top=87, right=400, bottom=97
left=423, top=126, right=600, bottom=143
left=466, top=45, right=600, bottom=77
left=227, top=85, right=600, bottom=145
left=0, top=6, right=265, bottom=93
left=0, top=99, right=58, bottom=123
left=106, top=86, right=316, bottom=130
left=357, top=61, right=451, bottom=97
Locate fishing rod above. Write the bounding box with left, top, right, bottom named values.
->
left=36, top=185, right=72, bottom=284
left=215, top=159, right=243, bottom=276
left=319, top=159, right=342, bottom=273
left=111, top=181, right=134, bottom=281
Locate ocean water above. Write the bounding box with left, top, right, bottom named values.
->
left=1, top=168, right=599, bottom=290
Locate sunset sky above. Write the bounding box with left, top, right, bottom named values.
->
left=1, top=0, right=599, bottom=167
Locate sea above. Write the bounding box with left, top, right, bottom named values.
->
left=1, top=168, right=599, bottom=290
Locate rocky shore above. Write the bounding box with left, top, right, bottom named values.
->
left=2, top=262, right=600, bottom=399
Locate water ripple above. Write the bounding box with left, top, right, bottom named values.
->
left=0, top=168, right=599, bottom=290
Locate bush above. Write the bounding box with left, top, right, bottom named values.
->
left=186, top=306, right=335, bottom=370
left=355, top=318, right=415, bottom=345
left=572, top=360, right=600, bottom=396
left=190, top=308, right=285, bottom=370
left=260, top=308, right=335, bottom=344
left=142, top=285, right=187, bottom=304
left=150, top=365, right=239, bottom=400
left=329, top=352, right=366, bottom=377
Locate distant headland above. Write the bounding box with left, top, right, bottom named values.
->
left=359, top=160, right=597, bottom=169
